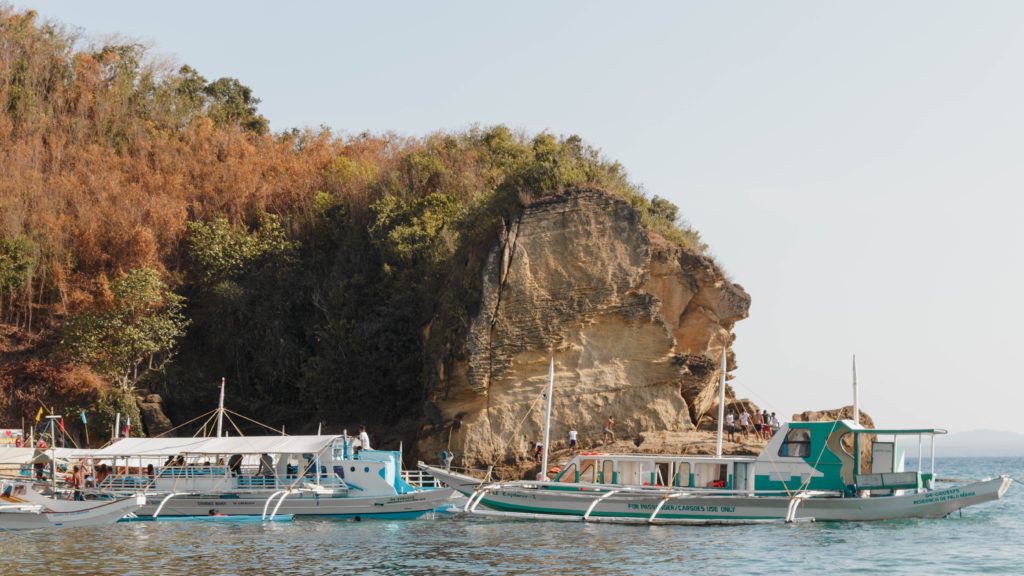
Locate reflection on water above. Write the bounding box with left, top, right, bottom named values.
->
left=3, top=458, right=1021, bottom=576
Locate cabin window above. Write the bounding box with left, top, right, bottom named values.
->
left=674, top=463, right=690, bottom=487
left=579, top=462, right=596, bottom=484
left=779, top=428, right=812, bottom=458
left=559, top=463, right=577, bottom=483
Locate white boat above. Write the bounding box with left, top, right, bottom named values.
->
left=80, top=434, right=452, bottom=520
left=0, top=482, right=145, bottom=530
left=420, top=356, right=1013, bottom=523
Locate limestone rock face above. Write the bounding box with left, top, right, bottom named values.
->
left=419, top=189, right=750, bottom=469
left=138, top=394, right=173, bottom=436
left=792, top=406, right=875, bottom=429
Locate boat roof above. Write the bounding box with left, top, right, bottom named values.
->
left=0, top=447, right=93, bottom=464
left=568, top=452, right=758, bottom=462
left=847, top=427, right=947, bottom=436
left=84, top=435, right=341, bottom=458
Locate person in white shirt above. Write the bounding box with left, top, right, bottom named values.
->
left=357, top=425, right=371, bottom=450
left=568, top=429, right=578, bottom=452
left=725, top=411, right=736, bottom=442
left=739, top=411, right=750, bottom=440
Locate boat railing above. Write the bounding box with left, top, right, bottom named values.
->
left=492, top=479, right=843, bottom=498
left=402, top=468, right=440, bottom=489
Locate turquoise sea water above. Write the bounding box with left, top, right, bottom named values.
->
left=2, top=457, right=1021, bottom=575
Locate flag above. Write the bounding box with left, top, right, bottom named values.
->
left=80, top=411, right=87, bottom=425
left=58, top=417, right=65, bottom=433
left=123, top=418, right=131, bottom=438
left=35, top=406, right=43, bottom=422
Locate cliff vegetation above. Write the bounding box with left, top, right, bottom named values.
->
left=0, top=7, right=710, bottom=443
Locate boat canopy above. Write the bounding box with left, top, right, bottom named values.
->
left=84, top=435, right=341, bottom=458
left=847, top=428, right=947, bottom=436
left=0, top=447, right=93, bottom=464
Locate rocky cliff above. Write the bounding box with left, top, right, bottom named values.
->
left=417, top=189, right=750, bottom=470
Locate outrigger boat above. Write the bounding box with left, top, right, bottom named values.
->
left=62, top=380, right=453, bottom=520
left=421, top=357, right=1012, bottom=524
left=79, top=434, right=453, bottom=520
left=0, top=482, right=145, bottom=530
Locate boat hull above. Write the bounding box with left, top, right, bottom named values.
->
left=0, top=495, right=145, bottom=530
left=422, top=465, right=1011, bottom=523
left=137, top=487, right=454, bottom=519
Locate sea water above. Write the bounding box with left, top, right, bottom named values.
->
left=2, top=457, right=1020, bottom=575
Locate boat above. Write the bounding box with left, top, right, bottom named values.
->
left=60, top=379, right=453, bottom=520
left=79, top=433, right=453, bottom=520
left=419, top=356, right=1013, bottom=523
left=0, top=481, right=145, bottom=530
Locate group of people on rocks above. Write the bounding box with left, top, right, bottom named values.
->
left=725, top=408, right=779, bottom=443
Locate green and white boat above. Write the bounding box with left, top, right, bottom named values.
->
left=421, top=357, right=1012, bottom=523
left=422, top=420, right=1011, bottom=523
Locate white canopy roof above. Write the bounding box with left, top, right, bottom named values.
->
left=0, top=447, right=93, bottom=464
left=86, top=435, right=340, bottom=458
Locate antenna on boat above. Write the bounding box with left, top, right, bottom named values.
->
left=540, top=356, right=554, bottom=481
left=852, top=355, right=859, bottom=426
left=217, top=377, right=225, bottom=438
left=716, top=349, right=726, bottom=458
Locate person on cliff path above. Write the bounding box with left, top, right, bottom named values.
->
left=739, top=411, right=750, bottom=440
left=770, top=413, right=780, bottom=437
left=726, top=411, right=736, bottom=442
left=602, top=416, right=616, bottom=445
left=568, top=428, right=578, bottom=452
left=752, top=411, right=763, bottom=439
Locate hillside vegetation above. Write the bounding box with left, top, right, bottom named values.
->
left=0, top=7, right=705, bottom=440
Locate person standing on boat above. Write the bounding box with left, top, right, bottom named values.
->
left=602, top=416, right=616, bottom=445
left=726, top=411, right=736, bottom=442
left=358, top=425, right=372, bottom=450
left=568, top=428, right=578, bottom=452
left=770, top=413, right=780, bottom=437
left=70, top=465, right=85, bottom=501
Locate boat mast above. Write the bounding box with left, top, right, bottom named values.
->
left=716, top=350, right=726, bottom=457
left=852, top=355, right=859, bottom=425
left=46, top=415, right=59, bottom=495
left=217, top=377, right=225, bottom=438
left=540, top=356, right=554, bottom=480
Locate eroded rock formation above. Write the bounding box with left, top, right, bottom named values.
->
left=418, top=189, right=750, bottom=470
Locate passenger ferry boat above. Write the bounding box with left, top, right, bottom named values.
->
left=423, top=419, right=1011, bottom=523
left=79, top=433, right=453, bottom=520
left=421, top=357, right=1012, bottom=523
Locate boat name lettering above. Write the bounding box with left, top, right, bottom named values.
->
left=911, top=488, right=975, bottom=506
left=626, top=503, right=735, bottom=513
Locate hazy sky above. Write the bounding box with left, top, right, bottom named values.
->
left=21, top=1, right=1024, bottom=433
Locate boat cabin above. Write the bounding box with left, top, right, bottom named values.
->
left=551, top=421, right=945, bottom=496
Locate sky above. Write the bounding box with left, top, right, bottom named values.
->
left=19, top=1, right=1024, bottom=433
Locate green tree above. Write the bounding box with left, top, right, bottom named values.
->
left=62, top=268, right=189, bottom=391
left=0, top=235, right=36, bottom=317
left=203, top=77, right=269, bottom=134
